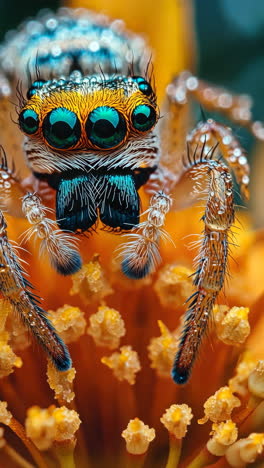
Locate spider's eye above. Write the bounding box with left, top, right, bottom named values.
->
left=43, top=107, right=81, bottom=149
left=131, top=104, right=157, bottom=132
left=27, top=80, right=46, bottom=99
left=132, top=76, right=153, bottom=96
left=85, top=106, right=127, bottom=149
left=19, top=109, right=39, bottom=135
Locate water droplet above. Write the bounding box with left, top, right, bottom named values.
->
left=186, top=76, right=198, bottom=91
left=234, top=148, right=242, bottom=157
left=223, top=135, right=232, bottom=145
left=242, top=175, right=249, bottom=185
left=238, top=156, right=247, bottom=165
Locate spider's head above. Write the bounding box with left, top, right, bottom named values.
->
left=18, top=72, right=159, bottom=174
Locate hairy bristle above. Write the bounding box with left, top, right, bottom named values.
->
left=22, top=192, right=82, bottom=275
left=119, top=191, right=171, bottom=279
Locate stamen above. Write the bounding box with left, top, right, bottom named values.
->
left=6, top=308, right=29, bottom=352
left=25, top=406, right=57, bottom=451
left=154, top=265, right=194, bottom=308
left=0, top=330, right=22, bottom=377
left=161, top=405, right=193, bottom=468
left=187, top=421, right=238, bottom=468
left=0, top=402, right=48, bottom=468
left=70, top=255, right=113, bottom=304
left=229, top=352, right=258, bottom=397
left=198, top=387, right=241, bottom=424
left=207, top=420, right=238, bottom=456
left=101, top=345, right=141, bottom=384
left=148, top=320, right=178, bottom=377
left=87, top=305, right=126, bottom=349
left=225, top=433, right=264, bottom=467
left=213, top=305, right=250, bottom=346
left=121, top=418, right=155, bottom=455
left=49, top=304, right=86, bottom=344
left=232, top=361, right=264, bottom=425
left=25, top=405, right=81, bottom=450
left=161, top=403, right=193, bottom=439
left=47, top=362, right=76, bottom=404
left=248, top=360, right=264, bottom=400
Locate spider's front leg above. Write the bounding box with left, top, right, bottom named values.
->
left=172, top=150, right=235, bottom=384
left=0, top=149, right=85, bottom=369
left=0, top=206, right=72, bottom=371
left=170, top=119, right=250, bottom=384
left=169, top=70, right=264, bottom=142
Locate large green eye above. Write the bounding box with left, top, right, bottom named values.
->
left=131, top=104, right=156, bottom=132
left=19, top=109, right=39, bottom=135
left=43, top=107, right=81, bottom=149
left=86, top=106, right=127, bottom=149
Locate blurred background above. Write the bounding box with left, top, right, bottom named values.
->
left=0, top=0, right=263, bottom=219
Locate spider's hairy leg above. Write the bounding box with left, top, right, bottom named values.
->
left=170, top=70, right=264, bottom=143
left=22, top=192, right=82, bottom=275
left=0, top=209, right=71, bottom=370
left=119, top=191, right=171, bottom=279
left=172, top=151, right=235, bottom=384
left=167, top=116, right=250, bottom=212
left=145, top=73, right=191, bottom=195
left=160, top=75, right=191, bottom=172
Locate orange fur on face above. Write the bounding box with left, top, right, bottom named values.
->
left=21, top=87, right=158, bottom=151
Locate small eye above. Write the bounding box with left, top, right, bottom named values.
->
left=43, top=107, right=81, bottom=149
left=19, top=109, right=39, bottom=135
left=27, top=80, right=46, bottom=99
left=86, top=106, right=127, bottom=149
left=131, top=104, right=156, bottom=132
left=132, top=76, right=153, bottom=96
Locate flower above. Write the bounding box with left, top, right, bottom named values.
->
left=0, top=1, right=264, bottom=467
